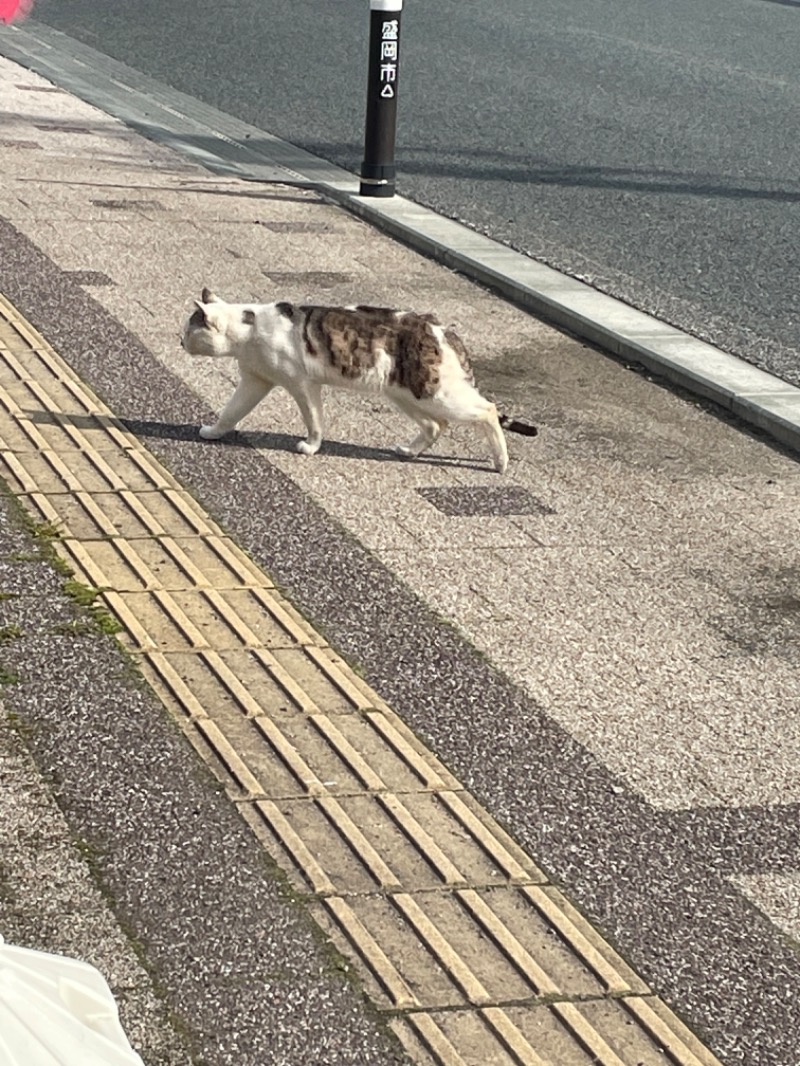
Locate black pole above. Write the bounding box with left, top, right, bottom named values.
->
left=359, top=0, right=403, bottom=198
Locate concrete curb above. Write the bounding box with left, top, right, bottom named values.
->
left=2, top=20, right=799, bottom=456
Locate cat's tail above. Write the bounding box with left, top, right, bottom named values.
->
left=498, top=413, right=539, bottom=438
left=481, top=404, right=509, bottom=474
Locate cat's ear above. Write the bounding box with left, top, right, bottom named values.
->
left=193, top=300, right=223, bottom=331
left=201, top=287, right=220, bottom=304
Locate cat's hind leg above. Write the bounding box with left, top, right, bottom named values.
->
left=420, top=386, right=508, bottom=473
left=391, top=398, right=446, bottom=458
left=480, top=404, right=509, bottom=474
left=200, top=372, right=274, bottom=439
left=290, top=381, right=325, bottom=455
left=396, top=418, right=444, bottom=458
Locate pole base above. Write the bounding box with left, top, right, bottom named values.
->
left=359, top=163, right=396, bottom=198
left=359, top=180, right=395, bottom=198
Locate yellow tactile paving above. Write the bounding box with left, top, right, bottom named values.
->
left=0, top=292, right=725, bottom=1066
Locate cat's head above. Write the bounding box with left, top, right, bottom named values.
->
left=181, top=288, right=256, bottom=357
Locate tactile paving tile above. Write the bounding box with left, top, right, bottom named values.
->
left=395, top=996, right=720, bottom=1066
left=249, top=790, right=545, bottom=895
left=0, top=444, right=181, bottom=494
left=0, top=293, right=725, bottom=1066
left=57, top=534, right=275, bottom=591
left=0, top=410, right=138, bottom=452
left=316, top=885, right=648, bottom=1011
left=27, top=489, right=215, bottom=539
left=146, top=654, right=460, bottom=799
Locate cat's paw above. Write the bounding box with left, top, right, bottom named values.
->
left=296, top=439, right=321, bottom=456
left=199, top=424, right=227, bottom=440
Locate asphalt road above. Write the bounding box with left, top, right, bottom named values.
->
left=30, top=0, right=800, bottom=387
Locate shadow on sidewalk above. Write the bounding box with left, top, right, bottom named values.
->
left=120, top=417, right=493, bottom=472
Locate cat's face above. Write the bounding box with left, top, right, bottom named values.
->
left=181, top=290, right=249, bottom=358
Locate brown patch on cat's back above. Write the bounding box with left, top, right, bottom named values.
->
left=304, top=306, right=392, bottom=380
left=390, top=313, right=443, bottom=399
left=444, top=326, right=476, bottom=385
left=296, top=305, right=448, bottom=396
left=300, top=308, right=318, bottom=358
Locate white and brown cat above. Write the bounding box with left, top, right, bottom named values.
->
left=181, top=289, right=509, bottom=473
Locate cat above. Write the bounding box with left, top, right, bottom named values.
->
left=181, top=288, right=509, bottom=473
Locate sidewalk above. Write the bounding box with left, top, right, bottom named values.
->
left=0, top=45, right=798, bottom=1066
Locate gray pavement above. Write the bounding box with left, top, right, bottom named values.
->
left=0, top=48, right=799, bottom=1066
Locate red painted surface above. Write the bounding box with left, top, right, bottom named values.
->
left=0, top=0, right=33, bottom=25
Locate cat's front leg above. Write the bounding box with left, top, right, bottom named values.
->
left=200, top=372, right=274, bottom=440
left=291, top=382, right=324, bottom=455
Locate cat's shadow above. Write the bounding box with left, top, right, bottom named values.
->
left=120, top=418, right=491, bottom=472
left=26, top=408, right=489, bottom=470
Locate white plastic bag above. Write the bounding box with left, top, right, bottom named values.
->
left=0, top=935, right=145, bottom=1065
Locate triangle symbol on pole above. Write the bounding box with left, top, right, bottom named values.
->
left=380, top=84, right=394, bottom=99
